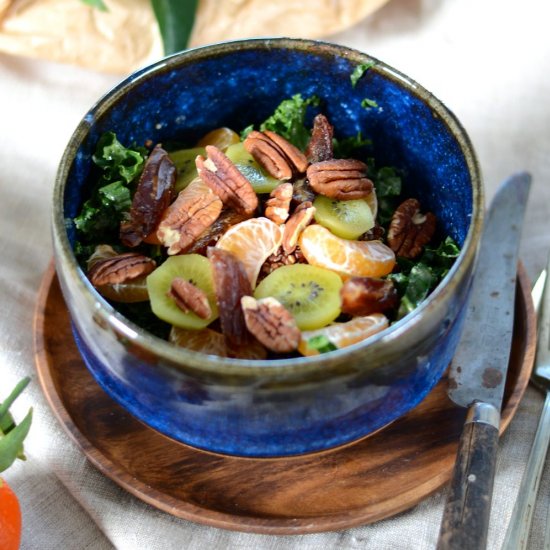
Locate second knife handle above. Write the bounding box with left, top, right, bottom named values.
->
left=437, top=402, right=500, bottom=550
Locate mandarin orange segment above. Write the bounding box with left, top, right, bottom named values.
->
left=169, top=327, right=267, bottom=359
left=298, top=224, right=395, bottom=279
left=298, top=313, right=389, bottom=356
left=215, top=217, right=283, bottom=288
left=170, top=326, right=228, bottom=357
left=196, top=127, right=240, bottom=150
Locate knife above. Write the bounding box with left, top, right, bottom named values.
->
left=501, top=261, right=550, bottom=550
left=436, top=172, right=531, bottom=550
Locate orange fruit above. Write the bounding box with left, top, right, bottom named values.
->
left=169, top=327, right=266, bottom=359
left=0, top=479, right=21, bottom=550
left=215, top=217, right=283, bottom=288
left=170, top=326, right=229, bottom=356
left=298, top=224, right=395, bottom=279
left=298, top=313, right=389, bottom=356
left=197, top=127, right=240, bottom=151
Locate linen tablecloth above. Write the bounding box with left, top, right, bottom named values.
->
left=2, top=0, right=550, bottom=548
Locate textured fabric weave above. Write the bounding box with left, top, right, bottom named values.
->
left=2, top=0, right=550, bottom=548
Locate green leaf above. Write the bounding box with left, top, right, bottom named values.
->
left=0, top=411, right=15, bottom=435
left=73, top=195, right=118, bottom=238
left=370, top=165, right=402, bottom=226
left=80, top=0, right=108, bottom=11
left=333, top=131, right=372, bottom=159
left=74, top=132, right=147, bottom=248
left=387, top=272, right=409, bottom=295
left=151, top=0, right=199, bottom=55
left=421, top=236, right=461, bottom=280
left=0, top=377, right=30, bottom=424
left=73, top=200, right=102, bottom=234
left=0, top=378, right=32, bottom=472
left=389, top=237, right=460, bottom=320
left=93, top=132, right=145, bottom=185
left=0, top=409, right=32, bottom=473
left=397, top=263, right=435, bottom=319
left=424, top=236, right=460, bottom=265
left=99, top=181, right=132, bottom=212
left=260, top=94, right=320, bottom=150
left=361, top=98, right=379, bottom=110
left=240, top=124, right=254, bottom=141
left=374, top=167, right=402, bottom=198
left=306, top=335, right=338, bottom=354
left=350, top=62, right=375, bottom=87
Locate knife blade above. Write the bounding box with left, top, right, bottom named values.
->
left=437, top=172, right=531, bottom=550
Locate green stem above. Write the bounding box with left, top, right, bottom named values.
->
left=150, top=0, right=199, bottom=55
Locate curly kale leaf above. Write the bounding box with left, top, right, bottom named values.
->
left=92, top=131, right=146, bottom=185
left=389, top=237, right=461, bottom=319
left=333, top=131, right=372, bottom=159
left=258, top=94, right=320, bottom=150
left=73, top=132, right=147, bottom=254
left=350, top=62, right=375, bottom=88
left=369, top=165, right=403, bottom=226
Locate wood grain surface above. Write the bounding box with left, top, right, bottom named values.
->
left=33, top=264, right=536, bottom=535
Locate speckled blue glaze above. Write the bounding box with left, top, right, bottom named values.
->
left=53, top=39, right=483, bottom=457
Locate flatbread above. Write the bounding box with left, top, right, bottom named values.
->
left=189, top=0, right=390, bottom=47
left=0, top=0, right=162, bottom=73
left=0, top=0, right=389, bottom=74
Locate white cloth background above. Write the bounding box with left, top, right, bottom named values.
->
left=2, top=0, right=550, bottom=548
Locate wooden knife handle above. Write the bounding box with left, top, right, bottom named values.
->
left=437, top=402, right=500, bottom=550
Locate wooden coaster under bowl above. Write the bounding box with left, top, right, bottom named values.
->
left=33, top=263, right=535, bottom=535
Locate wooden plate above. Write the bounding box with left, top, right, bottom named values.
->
left=33, top=264, right=536, bottom=535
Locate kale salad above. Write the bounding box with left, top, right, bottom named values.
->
left=71, top=92, right=459, bottom=359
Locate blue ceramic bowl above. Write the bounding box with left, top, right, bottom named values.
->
left=52, top=38, right=483, bottom=458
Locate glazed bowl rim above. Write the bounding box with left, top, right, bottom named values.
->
left=52, top=37, right=484, bottom=375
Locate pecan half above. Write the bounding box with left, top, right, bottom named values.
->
left=340, top=277, right=399, bottom=316
left=196, top=145, right=258, bottom=215
left=305, top=114, right=334, bottom=163
left=265, top=182, right=293, bottom=224
left=88, top=251, right=156, bottom=286
left=241, top=296, right=301, bottom=353
left=307, top=159, right=373, bottom=200
left=282, top=201, right=316, bottom=254
left=260, top=246, right=306, bottom=278
left=120, top=145, right=176, bottom=247
left=157, top=178, right=223, bottom=255
left=167, top=277, right=212, bottom=319
left=244, top=130, right=308, bottom=180
left=387, top=198, right=437, bottom=259
left=208, top=247, right=253, bottom=351
left=360, top=223, right=385, bottom=242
